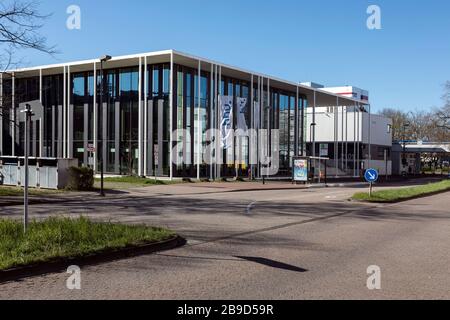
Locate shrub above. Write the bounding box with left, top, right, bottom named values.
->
left=67, top=166, right=94, bottom=191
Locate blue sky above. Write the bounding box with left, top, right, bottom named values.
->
left=16, top=0, right=450, bottom=113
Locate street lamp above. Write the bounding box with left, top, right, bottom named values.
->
left=99, top=55, right=112, bottom=197
left=309, top=122, right=317, bottom=152
left=402, top=122, right=411, bottom=174
left=310, top=122, right=316, bottom=182
left=21, top=103, right=34, bottom=233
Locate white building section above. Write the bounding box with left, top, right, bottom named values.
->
left=321, top=86, right=369, bottom=104
left=306, top=106, right=393, bottom=176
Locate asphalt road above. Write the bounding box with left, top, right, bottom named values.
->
left=0, top=182, right=449, bottom=299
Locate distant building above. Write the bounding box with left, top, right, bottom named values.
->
left=392, top=142, right=450, bottom=175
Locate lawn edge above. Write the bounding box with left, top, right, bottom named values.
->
left=350, top=187, right=450, bottom=204
left=0, top=235, right=186, bottom=283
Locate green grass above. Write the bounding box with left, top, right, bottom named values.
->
left=352, top=180, right=450, bottom=203
left=0, top=217, right=175, bottom=271
left=0, top=186, right=62, bottom=197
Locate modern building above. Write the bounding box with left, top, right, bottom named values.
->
left=305, top=104, right=393, bottom=176
left=0, top=49, right=370, bottom=179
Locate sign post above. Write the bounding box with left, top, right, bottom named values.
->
left=364, top=168, right=379, bottom=197
left=154, top=144, right=158, bottom=181
left=87, top=144, right=96, bottom=169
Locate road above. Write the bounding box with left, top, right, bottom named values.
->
left=0, top=182, right=449, bottom=299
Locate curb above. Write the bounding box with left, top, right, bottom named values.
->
left=0, top=235, right=186, bottom=283
left=349, top=188, right=450, bottom=204
left=222, top=182, right=367, bottom=193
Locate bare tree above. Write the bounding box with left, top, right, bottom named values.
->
left=378, top=108, right=411, bottom=141
left=436, top=81, right=450, bottom=131
left=0, top=0, right=56, bottom=71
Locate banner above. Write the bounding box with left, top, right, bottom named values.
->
left=219, top=95, right=233, bottom=150
left=253, top=101, right=260, bottom=129
left=293, top=158, right=308, bottom=182
left=236, top=97, right=248, bottom=136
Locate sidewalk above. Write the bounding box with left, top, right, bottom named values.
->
left=1, top=176, right=442, bottom=207
left=0, top=191, right=99, bottom=207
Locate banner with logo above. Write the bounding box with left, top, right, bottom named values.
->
left=253, top=101, right=260, bottom=129
left=219, top=95, right=233, bottom=150
left=236, top=97, right=248, bottom=136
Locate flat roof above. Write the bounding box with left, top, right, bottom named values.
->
left=405, top=144, right=450, bottom=153
left=4, top=49, right=369, bottom=107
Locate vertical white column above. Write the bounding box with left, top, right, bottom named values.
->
left=62, top=66, right=66, bottom=158
left=335, top=96, right=339, bottom=177
left=138, top=56, right=143, bottom=177
left=345, top=105, right=348, bottom=173
left=295, top=85, right=299, bottom=157
left=144, top=56, right=148, bottom=176
left=258, top=76, right=262, bottom=178
left=11, top=72, right=15, bottom=156
left=93, top=62, right=97, bottom=172
left=341, top=104, right=344, bottom=171
left=357, top=103, right=361, bottom=175
left=250, top=74, right=254, bottom=179
left=312, top=91, right=316, bottom=158
left=267, top=78, right=270, bottom=174
left=67, top=65, right=71, bottom=158
left=209, top=63, right=214, bottom=180
left=84, top=103, right=89, bottom=166
left=354, top=105, right=357, bottom=176
left=216, top=65, right=221, bottom=179
left=197, top=60, right=201, bottom=180
left=214, top=65, right=217, bottom=179
left=39, top=69, right=43, bottom=157
left=169, top=52, right=174, bottom=180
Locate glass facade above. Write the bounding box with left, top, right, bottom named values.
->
left=0, top=60, right=308, bottom=178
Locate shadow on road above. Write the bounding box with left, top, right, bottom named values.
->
left=235, top=256, right=308, bottom=273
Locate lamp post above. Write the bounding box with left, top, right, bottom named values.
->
left=309, top=123, right=317, bottom=150
left=402, top=122, right=411, bottom=175
left=21, top=103, right=34, bottom=233
left=99, top=55, right=112, bottom=197
left=310, top=122, right=316, bottom=182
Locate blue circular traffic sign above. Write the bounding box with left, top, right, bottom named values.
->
left=364, top=169, right=379, bottom=183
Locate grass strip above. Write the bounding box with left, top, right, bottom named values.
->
left=0, top=216, right=175, bottom=270
left=352, top=180, right=450, bottom=202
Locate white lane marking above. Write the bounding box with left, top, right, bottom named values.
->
left=246, top=201, right=257, bottom=214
